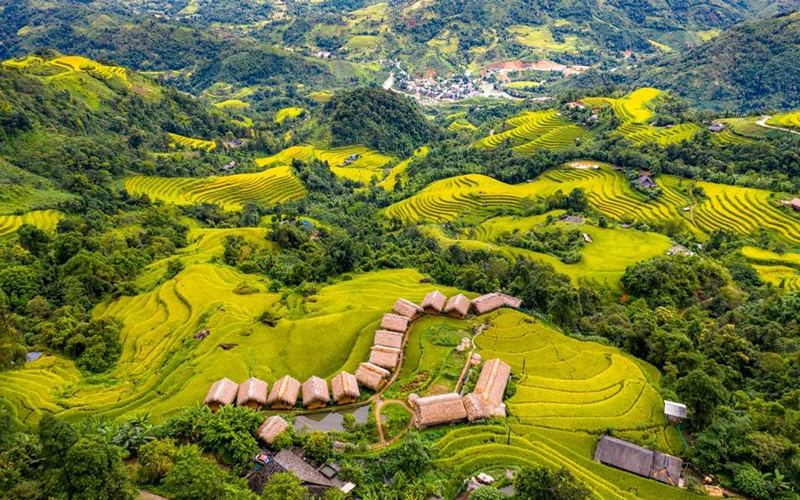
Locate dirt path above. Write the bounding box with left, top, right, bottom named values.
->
left=756, top=115, right=800, bottom=136
left=454, top=351, right=474, bottom=394
left=372, top=397, right=415, bottom=449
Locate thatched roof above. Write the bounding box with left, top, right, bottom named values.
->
left=471, top=292, right=522, bottom=315
left=373, top=329, right=403, bottom=349
left=302, top=376, right=330, bottom=408
left=257, top=415, right=289, bottom=445
left=203, top=378, right=238, bottom=407
left=381, top=313, right=410, bottom=333
left=462, top=393, right=491, bottom=422
left=248, top=449, right=333, bottom=496
left=267, top=375, right=301, bottom=408
left=594, top=436, right=682, bottom=486
left=393, top=298, right=424, bottom=319
left=369, top=345, right=401, bottom=370
left=473, top=358, right=511, bottom=408
left=237, top=377, right=268, bottom=407
left=421, top=290, right=447, bottom=313
left=331, top=371, right=360, bottom=403
left=411, top=392, right=468, bottom=428
left=355, top=362, right=390, bottom=391
left=444, top=294, right=470, bottom=318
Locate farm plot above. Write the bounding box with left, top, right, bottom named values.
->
left=741, top=246, right=800, bottom=291
left=475, top=109, right=585, bottom=152
left=168, top=132, right=217, bottom=151
left=125, top=165, right=305, bottom=210
left=308, top=91, right=334, bottom=103
left=378, top=146, right=429, bottom=191
left=255, top=145, right=395, bottom=183
left=584, top=88, right=701, bottom=146
left=50, top=55, right=129, bottom=84
left=274, top=107, right=307, bottom=123
left=767, top=112, right=800, bottom=129
left=0, top=268, right=460, bottom=425
left=0, top=210, right=64, bottom=240
left=448, top=119, right=477, bottom=132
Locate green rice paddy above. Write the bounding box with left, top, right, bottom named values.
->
left=0, top=209, right=64, bottom=240
left=274, top=107, right=307, bottom=124
left=168, top=132, right=217, bottom=151
left=475, top=109, right=586, bottom=153
left=741, top=246, right=800, bottom=291
left=256, top=144, right=395, bottom=184
left=767, top=112, right=800, bottom=129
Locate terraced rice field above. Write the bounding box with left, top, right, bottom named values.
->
left=256, top=145, right=395, bottom=183
left=448, top=119, right=477, bottom=132
left=50, top=55, right=129, bottom=83
left=507, top=25, right=578, bottom=52
left=767, top=112, right=800, bottom=129
left=583, top=88, right=701, bottom=146
left=274, top=107, right=307, bottom=123
left=308, top=91, right=334, bottom=103
left=213, top=99, right=250, bottom=110
left=378, top=147, right=429, bottom=191
left=711, top=129, right=757, bottom=146
left=0, top=268, right=459, bottom=425
left=741, top=246, right=800, bottom=291
left=125, top=165, right=305, bottom=210
left=168, top=132, right=217, bottom=152
left=475, top=109, right=586, bottom=152
left=0, top=210, right=63, bottom=239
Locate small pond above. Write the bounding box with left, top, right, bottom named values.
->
left=293, top=405, right=371, bottom=432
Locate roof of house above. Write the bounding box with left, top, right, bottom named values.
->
left=203, top=378, right=238, bottom=406
left=473, top=358, right=511, bottom=408
left=237, top=377, right=268, bottom=406
left=267, top=375, right=301, bottom=407
left=462, top=393, right=491, bottom=422
left=248, top=449, right=333, bottom=494
left=331, top=371, right=360, bottom=402
left=420, top=290, right=447, bottom=312
left=373, top=329, right=404, bottom=349
left=637, top=175, right=657, bottom=188
left=444, top=293, right=471, bottom=317
left=257, top=415, right=289, bottom=445
left=380, top=313, right=410, bottom=333
left=791, top=197, right=800, bottom=207
left=471, top=293, right=522, bottom=315
left=594, top=436, right=682, bottom=486
left=560, top=215, right=585, bottom=224
left=302, top=376, right=330, bottom=407
left=411, top=392, right=468, bottom=427
left=664, top=401, right=687, bottom=419
left=392, top=298, right=423, bottom=319
left=369, top=345, right=401, bottom=370
left=355, top=362, right=390, bottom=390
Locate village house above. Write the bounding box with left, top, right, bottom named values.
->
left=248, top=449, right=334, bottom=498
left=237, top=377, right=268, bottom=409
left=420, top=290, right=447, bottom=314
left=267, top=375, right=301, bottom=409
left=369, top=345, right=402, bottom=370
left=637, top=174, right=658, bottom=189
left=708, top=123, right=726, bottom=133
left=355, top=362, right=390, bottom=391
left=203, top=378, right=238, bottom=411
left=302, top=376, right=331, bottom=409
left=219, top=161, right=236, bottom=172
left=380, top=313, right=410, bottom=332
left=664, top=401, right=687, bottom=423
left=594, top=436, right=683, bottom=486
left=409, top=393, right=468, bottom=429
left=257, top=415, right=289, bottom=445
left=471, top=292, right=522, bottom=315
left=330, top=371, right=360, bottom=405
left=392, top=298, right=423, bottom=319
left=791, top=198, right=800, bottom=211
left=472, top=358, right=511, bottom=417
left=373, top=330, right=404, bottom=349
left=444, top=293, right=471, bottom=318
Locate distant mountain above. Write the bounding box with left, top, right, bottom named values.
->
left=635, top=11, right=800, bottom=111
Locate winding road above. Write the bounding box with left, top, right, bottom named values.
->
left=756, top=115, right=800, bottom=136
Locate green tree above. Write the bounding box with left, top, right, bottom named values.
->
left=513, top=466, right=591, bottom=500
left=675, top=369, right=729, bottom=427
left=63, top=437, right=135, bottom=500
left=162, top=445, right=228, bottom=500
left=302, top=431, right=333, bottom=464
left=470, top=486, right=507, bottom=500
left=17, top=224, right=51, bottom=258
left=200, top=405, right=261, bottom=473
left=137, top=438, right=177, bottom=483
left=260, top=472, right=308, bottom=500
left=38, top=413, right=78, bottom=468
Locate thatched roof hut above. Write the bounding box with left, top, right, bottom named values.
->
left=267, top=375, right=301, bottom=409
left=421, top=290, right=447, bottom=314
left=355, top=362, right=390, bottom=391
left=393, top=298, right=424, bottom=319
left=410, top=392, right=468, bottom=428
left=594, top=436, right=682, bottom=486
left=373, top=329, right=403, bottom=349
left=257, top=415, right=289, bottom=445
left=204, top=378, right=238, bottom=411
left=462, top=393, right=491, bottom=422
left=248, top=449, right=333, bottom=497
left=369, top=345, right=401, bottom=370
left=444, top=294, right=470, bottom=318
left=473, top=358, right=511, bottom=409
left=331, top=371, right=360, bottom=404
left=381, top=313, right=410, bottom=333
left=237, top=377, right=268, bottom=409
left=302, top=376, right=330, bottom=409
left=471, top=292, right=522, bottom=315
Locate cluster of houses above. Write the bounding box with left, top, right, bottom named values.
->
left=480, top=59, right=590, bottom=80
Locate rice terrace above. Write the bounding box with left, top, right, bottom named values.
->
left=0, top=5, right=798, bottom=499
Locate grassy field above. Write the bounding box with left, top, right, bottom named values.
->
left=433, top=309, right=691, bottom=500
left=387, top=162, right=800, bottom=245
left=274, top=107, right=307, bottom=124
left=308, top=91, right=334, bottom=103
left=741, top=246, right=800, bottom=291
left=0, top=267, right=462, bottom=427
left=0, top=210, right=64, bottom=240
left=475, top=109, right=587, bottom=153
left=507, top=25, right=579, bottom=52
left=767, top=112, right=800, bottom=129
left=168, top=133, right=217, bottom=152
left=583, top=88, right=702, bottom=146
left=125, top=165, right=305, bottom=210
left=256, top=145, right=395, bottom=184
